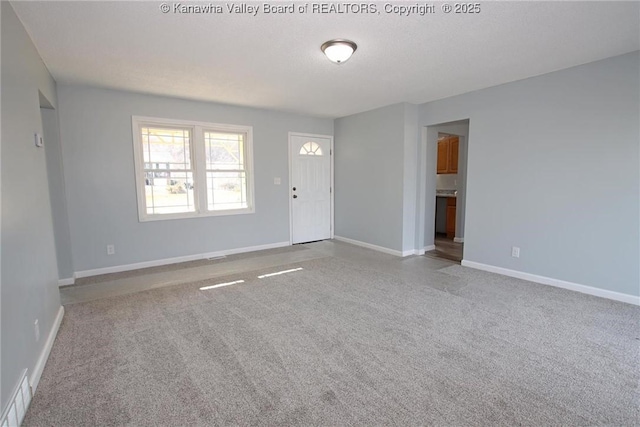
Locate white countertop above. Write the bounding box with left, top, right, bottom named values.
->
left=436, top=190, right=457, bottom=198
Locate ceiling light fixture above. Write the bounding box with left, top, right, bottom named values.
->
left=321, top=39, right=357, bottom=64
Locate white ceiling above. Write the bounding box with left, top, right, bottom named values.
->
left=11, top=1, right=640, bottom=118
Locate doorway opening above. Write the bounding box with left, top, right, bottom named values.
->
left=422, top=120, right=469, bottom=263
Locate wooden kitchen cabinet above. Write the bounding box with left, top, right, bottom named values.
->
left=448, top=137, right=458, bottom=173
left=437, top=140, right=449, bottom=174
left=446, top=197, right=456, bottom=239
left=437, top=136, right=459, bottom=174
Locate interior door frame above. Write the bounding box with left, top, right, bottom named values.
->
left=288, top=132, right=334, bottom=245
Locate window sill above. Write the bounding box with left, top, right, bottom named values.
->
left=138, top=207, right=255, bottom=222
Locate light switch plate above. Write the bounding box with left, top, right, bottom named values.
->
left=274, top=177, right=281, bottom=185
left=35, top=133, right=44, bottom=148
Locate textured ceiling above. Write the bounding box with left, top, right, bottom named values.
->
left=11, top=1, right=640, bottom=118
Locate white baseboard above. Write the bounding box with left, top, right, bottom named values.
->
left=413, top=246, right=436, bottom=256
left=30, top=305, right=64, bottom=393
left=454, top=237, right=464, bottom=243
left=58, top=278, right=74, bottom=287
left=73, top=241, right=290, bottom=279
left=333, top=236, right=405, bottom=257
left=461, top=260, right=639, bottom=306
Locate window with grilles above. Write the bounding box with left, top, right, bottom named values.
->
left=132, top=117, right=254, bottom=221
left=204, top=131, right=248, bottom=211
left=141, top=126, right=195, bottom=215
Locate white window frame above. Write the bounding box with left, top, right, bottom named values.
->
left=132, top=116, right=255, bottom=222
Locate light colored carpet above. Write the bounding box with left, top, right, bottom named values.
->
left=60, top=245, right=328, bottom=305
left=25, top=241, right=640, bottom=426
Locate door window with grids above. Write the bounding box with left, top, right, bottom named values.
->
left=132, top=117, right=254, bottom=221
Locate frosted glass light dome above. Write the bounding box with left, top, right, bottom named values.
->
left=321, top=39, right=357, bottom=64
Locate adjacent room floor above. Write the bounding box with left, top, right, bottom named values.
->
left=427, top=235, right=463, bottom=263
left=26, top=240, right=639, bottom=426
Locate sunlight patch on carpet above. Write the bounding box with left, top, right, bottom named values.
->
left=258, top=267, right=303, bottom=279
left=199, top=280, right=245, bottom=291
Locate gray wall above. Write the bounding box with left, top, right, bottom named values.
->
left=334, top=103, right=406, bottom=251
left=402, top=104, right=419, bottom=252
left=56, top=86, right=333, bottom=273
left=42, top=108, right=74, bottom=279
left=334, top=102, right=419, bottom=253
left=1, top=2, right=62, bottom=412
left=420, top=52, right=640, bottom=296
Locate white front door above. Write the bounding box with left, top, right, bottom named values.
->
left=290, top=134, right=332, bottom=244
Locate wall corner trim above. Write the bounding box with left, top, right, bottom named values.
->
left=30, top=305, right=64, bottom=393
left=461, top=260, right=639, bottom=306
left=74, top=241, right=291, bottom=279
left=453, top=237, right=464, bottom=243
left=424, top=245, right=436, bottom=252
left=333, top=236, right=404, bottom=257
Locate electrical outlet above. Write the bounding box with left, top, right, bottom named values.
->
left=34, top=319, right=40, bottom=342
left=274, top=177, right=281, bottom=185
left=107, top=244, right=115, bottom=255
left=511, top=246, right=520, bottom=258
